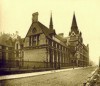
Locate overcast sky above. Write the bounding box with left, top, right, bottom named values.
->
left=0, top=0, right=100, bottom=65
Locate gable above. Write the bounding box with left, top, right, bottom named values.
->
left=25, top=21, right=55, bottom=41
left=26, top=23, right=43, bottom=37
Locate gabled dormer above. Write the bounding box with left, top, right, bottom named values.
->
left=24, top=12, right=56, bottom=48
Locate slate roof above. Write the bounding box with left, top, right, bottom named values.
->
left=55, top=35, right=67, bottom=42
left=38, top=21, right=55, bottom=38
left=26, top=21, right=55, bottom=38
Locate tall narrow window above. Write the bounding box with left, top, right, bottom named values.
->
left=16, top=44, right=18, bottom=49
left=16, top=51, right=19, bottom=57
left=33, top=36, right=36, bottom=46
left=29, top=36, right=31, bottom=46
left=37, top=35, right=39, bottom=45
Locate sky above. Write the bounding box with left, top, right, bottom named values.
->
left=0, top=0, right=100, bottom=65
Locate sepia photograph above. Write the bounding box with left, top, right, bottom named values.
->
left=0, top=0, right=100, bottom=86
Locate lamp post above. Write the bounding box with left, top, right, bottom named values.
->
left=72, top=52, right=75, bottom=69
left=73, top=59, right=74, bottom=69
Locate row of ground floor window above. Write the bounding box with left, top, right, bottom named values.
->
left=0, top=46, right=89, bottom=69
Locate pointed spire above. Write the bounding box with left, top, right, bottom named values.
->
left=49, top=12, right=53, bottom=30
left=72, top=13, right=77, bottom=27
left=71, top=12, right=79, bottom=34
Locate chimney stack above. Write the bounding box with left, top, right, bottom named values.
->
left=32, top=12, right=39, bottom=22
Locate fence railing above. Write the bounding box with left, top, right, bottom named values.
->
left=83, top=67, right=99, bottom=86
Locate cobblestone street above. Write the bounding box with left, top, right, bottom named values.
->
left=0, top=67, right=96, bottom=86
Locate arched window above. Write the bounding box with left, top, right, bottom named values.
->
left=32, top=27, right=37, bottom=33
left=16, top=43, right=18, bottom=49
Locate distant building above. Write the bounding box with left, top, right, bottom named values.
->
left=68, top=13, right=89, bottom=67
left=14, top=36, right=24, bottom=68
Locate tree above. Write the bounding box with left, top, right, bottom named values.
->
left=0, top=31, right=20, bottom=46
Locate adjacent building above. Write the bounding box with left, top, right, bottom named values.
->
left=0, top=43, right=14, bottom=68
left=14, top=36, right=24, bottom=68
left=68, top=13, right=89, bottom=67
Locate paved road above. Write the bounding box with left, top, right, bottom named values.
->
left=0, top=67, right=96, bottom=86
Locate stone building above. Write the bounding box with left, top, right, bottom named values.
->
left=14, top=12, right=89, bottom=69
left=23, top=12, right=70, bottom=69
left=14, top=36, right=24, bottom=67
left=68, top=13, right=89, bottom=67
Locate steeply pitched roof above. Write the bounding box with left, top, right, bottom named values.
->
left=25, top=21, right=56, bottom=38
left=38, top=21, right=55, bottom=38
left=72, top=13, right=77, bottom=27
left=25, top=19, right=68, bottom=47
left=55, top=35, right=66, bottom=42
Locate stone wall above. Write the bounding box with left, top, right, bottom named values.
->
left=23, top=48, right=47, bottom=68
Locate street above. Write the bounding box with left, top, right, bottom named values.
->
left=0, top=67, right=96, bottom=86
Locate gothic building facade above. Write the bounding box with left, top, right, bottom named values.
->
left=23, top=12, right=70, bottom=69
left=68, top=14, right=89, bottom=67
left=0, top=12, right=89, bottom=69
left=22, top=12, right=89, bottom=69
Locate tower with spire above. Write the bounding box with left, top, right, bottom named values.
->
left=68, top=13, right=83, bottom=44
left=68, top=12, right=89, bottom=67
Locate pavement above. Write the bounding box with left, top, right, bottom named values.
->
left=0, top=66, right=97, bottom=86
left=0, top=67, right=83, bottom=81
